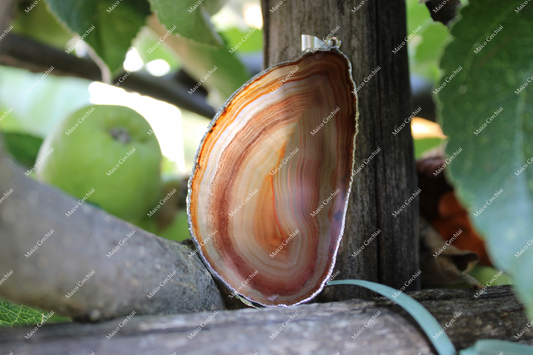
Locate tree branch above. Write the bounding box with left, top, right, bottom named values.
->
left=0, top=34, right=216, bottom=119
left=0, top=285, right=530, bottom=354
left=0, top=143, right=225, bottom=320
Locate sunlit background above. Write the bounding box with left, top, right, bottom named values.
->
left=0, top=0, right=450, bottom=178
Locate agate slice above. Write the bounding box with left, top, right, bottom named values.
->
left=187, top=47, right=358, bottom=306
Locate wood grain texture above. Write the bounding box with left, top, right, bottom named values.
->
left=262, top=0, right=419, bottom=300
left=0, top=286, right=529, bottom=355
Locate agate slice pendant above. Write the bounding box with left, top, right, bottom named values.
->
left=187, top=35, right=358, bottom=307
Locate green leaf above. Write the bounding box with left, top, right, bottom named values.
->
left=0, top=298, right=53, bottom=327
left=12, top=1, right=73, bottom=49
left=147, top=22, right=250, bottom=106
left=148, top=0, right=224, bottom=46
left=220, top=27, right=263, bottom=53
left=437, top=0, right=533, bottom=318
left=201, top=0, right=225, bottom=16
left=1, top=132, right=43, bottom=168
left=45, top=0, right=151, bottom=74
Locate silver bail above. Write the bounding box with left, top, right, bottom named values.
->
left=301, top=35, right=327, bottom=52
left=301, top=34, right=341, bottom=53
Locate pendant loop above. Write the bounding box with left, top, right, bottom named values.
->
left=326, top=36, right=341, bottom=49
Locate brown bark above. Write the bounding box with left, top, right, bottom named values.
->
left=262, top=0, right=418, bottom=300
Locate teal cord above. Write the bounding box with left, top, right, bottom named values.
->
left=327, top=280, right=533, bottom=355
left=327, top=279, right=456, bottom=355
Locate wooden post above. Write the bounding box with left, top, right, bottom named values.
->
left=262, top=0, right=419, bottom=299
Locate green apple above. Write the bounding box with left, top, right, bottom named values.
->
left=36, top=104, right=162, bottom=223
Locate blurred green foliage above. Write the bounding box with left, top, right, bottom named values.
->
left=1, top=132, right=43, bottom=168
left=414, top=137, right=445, bottom=158
left=406, top=0, right=452, bottom=86
left=148, top=0, right=225, bottom=47
left=133, top=28, right=181, bottom=71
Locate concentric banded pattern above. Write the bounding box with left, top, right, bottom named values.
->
left=188, top=50, right=357, bottom=306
